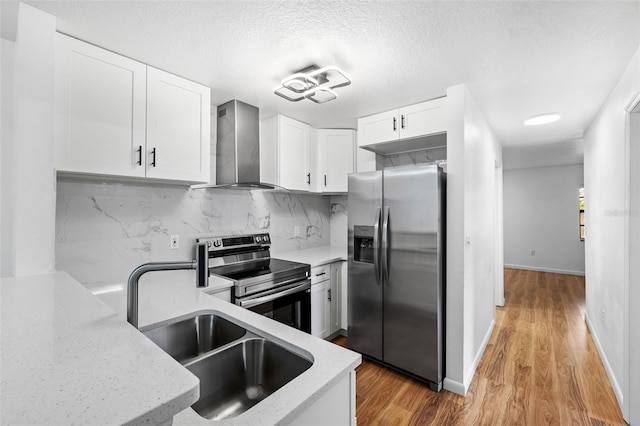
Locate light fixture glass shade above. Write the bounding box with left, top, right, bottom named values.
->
left=274, top=64, right=350, bottom=104
left=524, top=113, right=561, bottom=126
left=282, top=73, right=318, bottom=93
left=274, top=85, right=305, bottom=102
left=307, top=66, right=351, bottom=89
left=304, top=87, right=337, bottom=104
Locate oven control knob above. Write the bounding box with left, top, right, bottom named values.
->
left=212, top=240, right=221, bottom=248
left=256, top=236, right=262, bottom=243
left=264, top=235, right=269, bottom=242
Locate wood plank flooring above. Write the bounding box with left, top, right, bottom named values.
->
left=332, top=268, right=626, bottom=425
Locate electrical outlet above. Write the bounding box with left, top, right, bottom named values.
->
left=294, top=226, right=301, bottom=237
left=601, top=307, right=606, bottom=323
left=530, top=249, right=536, bottom=256
left=170, top=234, right=179, bottom=250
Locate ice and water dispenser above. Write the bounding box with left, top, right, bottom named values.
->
left=353, top=225, right=375, bottom=263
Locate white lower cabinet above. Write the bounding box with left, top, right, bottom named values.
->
left=311, top=262, right=342, bottom=339
left=290, top=371, right=357, bottom=426
left=330, top=262, right=342, bottom=335
left=311, top=278, right=331, bottom=338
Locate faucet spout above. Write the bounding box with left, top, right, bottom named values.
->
left=127, top=242, right=209, bottom=328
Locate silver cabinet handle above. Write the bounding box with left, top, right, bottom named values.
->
left=393, top=117, right=397, bottom=131
left=315, top=272, right=326, bottom=277
left=150, top=148, right=157, bottom=167
left=401, top=114, right=405, bottom=129
left=328, top=288, right=332, bottom=301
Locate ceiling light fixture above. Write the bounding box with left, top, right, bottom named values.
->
left=524, top=113, right=561, bottom=126
left=274, top=64, right=351, bottom=104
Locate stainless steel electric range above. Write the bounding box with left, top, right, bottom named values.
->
left=196, top=233, right=311, bottom=333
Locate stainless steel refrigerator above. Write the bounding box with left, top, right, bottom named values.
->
left=348, top=164, right=445, bottom=391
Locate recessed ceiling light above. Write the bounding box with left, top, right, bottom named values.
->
left=524, top=113, right=561, bottom=126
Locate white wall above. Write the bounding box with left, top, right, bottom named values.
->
left=2, top=4, right=56, bottom=277
left=584, top=45, right=640, bottom=417
left=1, top=38, right=14, bottom=277
left=503, top=164, right=585, bottom=275
left=445, top=84, right=503, bottom=395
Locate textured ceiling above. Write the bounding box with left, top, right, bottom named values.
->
left=22, top=0, right=640, bottom=149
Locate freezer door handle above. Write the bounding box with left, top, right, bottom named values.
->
left=373, top=207, right=382, bottom=286
left=382, top=206, right=390, bottom=286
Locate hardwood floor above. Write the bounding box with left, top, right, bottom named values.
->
left=332, top=268, right=626, bottom=425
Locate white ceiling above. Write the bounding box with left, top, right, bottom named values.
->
left=18, top=1, right=640, bottom=151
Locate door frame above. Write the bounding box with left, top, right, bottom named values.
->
left=494, top=156, right=505, bottom=307
left=623, top=89, right=640, bottom=423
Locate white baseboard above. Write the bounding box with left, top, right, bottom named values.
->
left=444, top=318, right=496, bottom=396
left=585, top=313, right=624, bottom=409
left=464, top=318, right=496, bottom=391
left=504, top=263, right=585, bottom=276
left=443, top=377, right=465, bottom=395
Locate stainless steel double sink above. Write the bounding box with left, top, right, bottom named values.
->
left=141, top=311, right=313, bottom=421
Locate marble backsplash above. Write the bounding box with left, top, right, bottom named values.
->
left=56, top=178, right=330, bottom=286
left=329, top=195, right=348, bottom=248
left=380, top=147, right=447, bottom=169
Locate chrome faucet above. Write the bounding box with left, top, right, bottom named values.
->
left=127, top=242, right=209, bottom=328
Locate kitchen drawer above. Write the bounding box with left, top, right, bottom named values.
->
left=311, top=264, right=331, bottom=284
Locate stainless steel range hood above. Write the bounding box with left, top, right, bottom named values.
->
left=192, top=99, right=279, bottom=190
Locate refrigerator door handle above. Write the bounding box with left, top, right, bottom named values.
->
left=373, top=207, right=382, bottom=285
left=373, top=207, right=381, bottom=286
left=382, top=206, right=390, bottom=286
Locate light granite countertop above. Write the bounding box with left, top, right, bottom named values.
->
left=167, top=295, right=361, bottom=425
left=0, top=271, right=199, bottom=425
left=274, top=246, right=347, bottom=268
left=1, top=268, right=360, bottom=425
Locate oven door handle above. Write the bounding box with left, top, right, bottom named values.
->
left=237, top=280, right=311, bottom=309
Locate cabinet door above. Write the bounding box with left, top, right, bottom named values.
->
left=339, top=261, right=348, bottom=330
left=330, top=262, right=342, bottom=335
left=55, top=34, right=147, bottom=177
left=318, top=129, right=355, bottom=193
left=278, top=116, right=310, bottom=191
left=357, top=109, right=398, bottom=147
left=398, top=97, right=446, bottom=140
left=146, top=67, right=210, bottom=183
left=311, top=280, right=331, bottom=339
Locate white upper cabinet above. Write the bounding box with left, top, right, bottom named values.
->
left=317, top=129, right=355, bottom=193
left=55, top=34, right=147, bottom=178
left=400, top=98, right=447, bottom=140
left=146, top=67, right=210, bottom=182
left=356, top=109, right=398, bottom=147
left=357, top=97, right=447, bottom=155
left=261, top=115, right=311, bottom=191
left=55, top=34, right=210, bottom=183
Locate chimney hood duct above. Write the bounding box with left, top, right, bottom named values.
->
left=193, top=99, right=280, bottom=190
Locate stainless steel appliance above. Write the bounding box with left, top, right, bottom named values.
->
left=197, top=233, right=311, bottom=333
left=348, top=164, right=445, bottom=391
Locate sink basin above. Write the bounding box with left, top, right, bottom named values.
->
left=142, top=310, right=314, bottom=420
left=185, top=338, right=313, bottom=420
left=142, top=313, right=246, bottom=364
